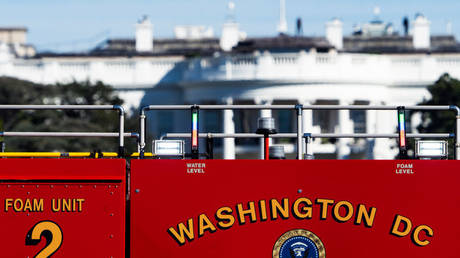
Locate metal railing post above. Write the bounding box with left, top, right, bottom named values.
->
left=139, top=107, right=147, bottom=158
left=457, top=113, right=460, bottom=160
left=206, top=133, right=214, bottom=159
left=295, top=104, right=303, bottom=160
left=451, top=105, right=460, bottom=160
left=114, top=105, right=125, bottom=157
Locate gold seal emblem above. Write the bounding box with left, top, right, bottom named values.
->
left=273, top=229, right=325, bottom=258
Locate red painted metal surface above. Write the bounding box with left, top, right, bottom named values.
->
left=130, top=160, right=460, bottom=258
left=0, top=159, right=126, bottom=258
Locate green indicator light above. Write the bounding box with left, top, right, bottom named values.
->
left=399, top=113, right=405, bottom=127
left=192, top=113, right=198, bottom=129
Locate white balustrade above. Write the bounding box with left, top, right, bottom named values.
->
left=3, top=51, right=460, bottom=89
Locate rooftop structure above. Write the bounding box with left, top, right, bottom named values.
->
left=0, top=4, right=459, bottom=159
left=0, top=27, right=27, bottom=44
left=0, top=27, right=35, bottom=57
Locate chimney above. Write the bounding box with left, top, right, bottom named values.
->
left=135, top=15, right=153, bottom=52
left=220, top=23, right=240, bottom=51
left=220, top=2, right=240, bottom=51
left=326, top=18, right=343, bottom=50
left=413, top=14, right=430, bottom=49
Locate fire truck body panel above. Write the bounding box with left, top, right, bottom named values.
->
left=131, top=159, right=460, bottom=257
left=0, top=159, right=126, bottom=258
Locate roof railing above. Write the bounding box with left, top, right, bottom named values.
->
left=140, top=104, right=460, bottom=160
left=0, top=105, right=127, bottom=156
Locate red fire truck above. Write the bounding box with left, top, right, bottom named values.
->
left=0, top=104, right=459, bottom=258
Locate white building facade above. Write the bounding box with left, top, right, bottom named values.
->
left=0, top=11, right=459, bottom=159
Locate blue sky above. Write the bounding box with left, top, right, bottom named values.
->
left=1, top=0, right=459, bottom=52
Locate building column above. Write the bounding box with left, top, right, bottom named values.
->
left=374, top=102, right=398, bottom=159
left=222, top=97, right=235, bottom=159
left=337, top=100, right=353, bottom=159
left=411, top=112, right=422, bottom=133
left=366, top=102, right=377, bottom=159
left=43, top=61, right=60, bottom=84
left=225, top=56, right=233, bottom=80
left=256, top=98, right=273, bottom=159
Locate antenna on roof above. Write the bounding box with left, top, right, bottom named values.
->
left=277, top=0, right=288, bottom=34
left=296, top=17, right=303, bottom=36
left=139, top=15, right=149, bottom=23
left=403, top=16, right=409, bottom=36
left=373, top=6, right=381, bottom=22
left=374, top=6, right=381, bottom=16
left=447, top=21, right=452, bottom=35
left=226, top=1, right=236, bottom=22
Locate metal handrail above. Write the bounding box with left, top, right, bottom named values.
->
left=140, top=105, right=302, bottom=158
left=0, top=105, right=126, bottom=156
left=0, top=132, right=137, bottom=138
left=0, top=151, right=153, bottom=158
left=139, top=104, right=460, bottom=160
left=161, top=133, right=453, bottom=139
